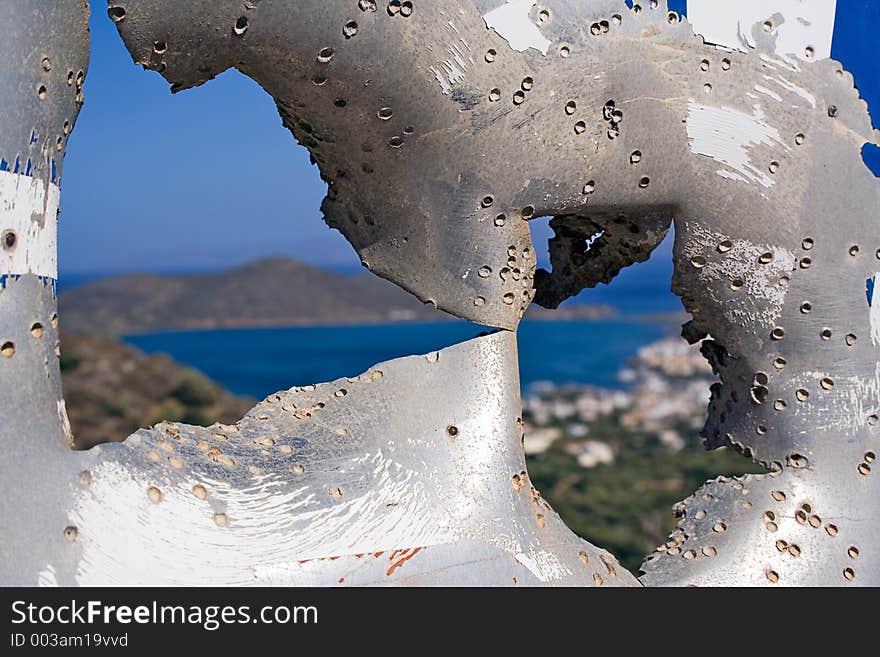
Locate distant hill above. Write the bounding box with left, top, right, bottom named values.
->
left=58, top=258, right=445, bottom=335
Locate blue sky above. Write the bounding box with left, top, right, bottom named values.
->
left=58, top=1, right=877, bottom=288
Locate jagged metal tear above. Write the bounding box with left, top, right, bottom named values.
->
left=1, top=0, right=879, bottom=585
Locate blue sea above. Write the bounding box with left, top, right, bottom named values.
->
left=124, top=319, right=674, bottom=400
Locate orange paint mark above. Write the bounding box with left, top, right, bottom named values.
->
left=374, top=551, right=384, bottom=558
left=338, top=577, right=345, bottom=584
left=512, top=577, right=518, bottom=585
left=386, top=547, right=423, bottom=577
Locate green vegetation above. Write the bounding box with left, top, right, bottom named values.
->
left=171, top=371, right=219, bottom=407
left=526, top=413, right=765, bottom=574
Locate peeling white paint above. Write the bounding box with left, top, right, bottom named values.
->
left=71, top=451, right=455, bottom=585
left=429, top=22, right=473, bottom=95
left=483, top=0, right=550, bottom=55
left=683, top=223, right=796, bottom=330
left=688, top=0, right=837, bottom=61
left=755, top=84, right=784, bottom=103
left=687, top=102, right=790, bottom=188
left=0, top=170, right=59, bottom=279
left=515, top=548, right=571, bottom=582
left=765, top=74, right=817, bottom=108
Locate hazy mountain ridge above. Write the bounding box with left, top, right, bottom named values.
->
left=59, top=257, right=444, bottom=335
left=59, top=257, right=617, bottom=335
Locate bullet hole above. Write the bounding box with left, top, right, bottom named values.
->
left=521, top=205, right=535, bottom=219
left=489, top=88, right=501, bottom=102
left=311, top=73, right=327, bottom=86
left=291, top=464, right=305, bottom=474
left=821, top=328, right=832, bottom=340
left=787, top=453, right=808, bottom=468
left=446, top=424, right=459, bottom=438
left=820, top=377, right=834, bottom=390
left=30, top=323, right=43, bottom=338
left=3, top=230, right=17, bottom=250
left=766, top=570, right=779, bottom=583
left=751, top=386, right=769, bottom=404
left=730, top=278, right=744, bottom=291
left=800, top=302, right=812, bottom=313
left=213, top=512, right=228, bottom=527
left=513, top=90, right=526, bottom=105
left=630, top=150, right=642, bottom=164
left=773, top=357, right=787, bottom=369
left=721, top=58, right=731, bottom=70
left=700, top=59, right=710, bottom=72
left=318, top=47, right=335, bottom=63
left=388, top=136, right=403, bottom=148
left=828, top=105, right=838, bottom=117
left=769, top=161, right=779, bottom=174
left=521, top=77, right=534, bottom=91
left=494, top=214, right=507, bottom=227
left=802, top=238, right=814, bottom=250
left=233, top=16, right=249, bottom=35
left=107, top=6, right=126, bottom=22
left=574, top=121, right=586, bottom=134
left=147, top=486, right=163, bottom=503
left=329, top=486, right=343, bottom=498
left=868, top=414, right=878, bottom=426
left=473, top=296, right=486, bottom=307
left=583, top=180, right=595, bottom=195
left=771, top=490, right=786, bottom=501
left=848, top=546, right=860, bottom=558
left=713, top=522, right=727, bottom=533
left=503, top=292, right=515, bottom=305
left=638, top=176, right=650, bottom=188
left=825, top=523, right=839, bottom=536
left=770, top=327, right=785, bottom=340
left=843, top=567, right=855, bottom=581
left=866, top=451, right=876, bottom=463
left=762, top=20, right=773, bottom=32
left=849, top=245, right=860, bottom=256
left=799, top=257, right=811, bottom=269
left=538, top=8, right=551, bottom=23
left=795, top=132, right=805, bottom=145
left=64, top=526, right=78, bottom=542
left=359, top=0, right=377, bottom=10
left=536, top=513, right=546, bottom=528
left=41, top=56, right=51, bottom=71
left=804, top=46, right=815, bottom=58
left=559, top=45, right=571, bottom=57
left=334, top=97, right=347, bottom=107
left=377, top=107, right=393, bottom=121
left=481, top=195, right=494, bottom=208
left=478, top=266, right=492, bottom=278
left=703, top=84, right=712, bottom=94
left=846, top=333, right=857, bottom=346
left=795, top=389, right=809, bottom=402
left=691, top=255, right=706, bottom=268
left=485, top=49, right=496, bottom=63
left=37, top=85, right=47, bottom=100
left=718, top=239, right=733, bottom=253
left=343, top=20, right=358, bottom=38
left=565, top=100, right=577, bottom=115
left=1, top=342, right=14, bottom=358
left=153, top=40, right=167, bottom=54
